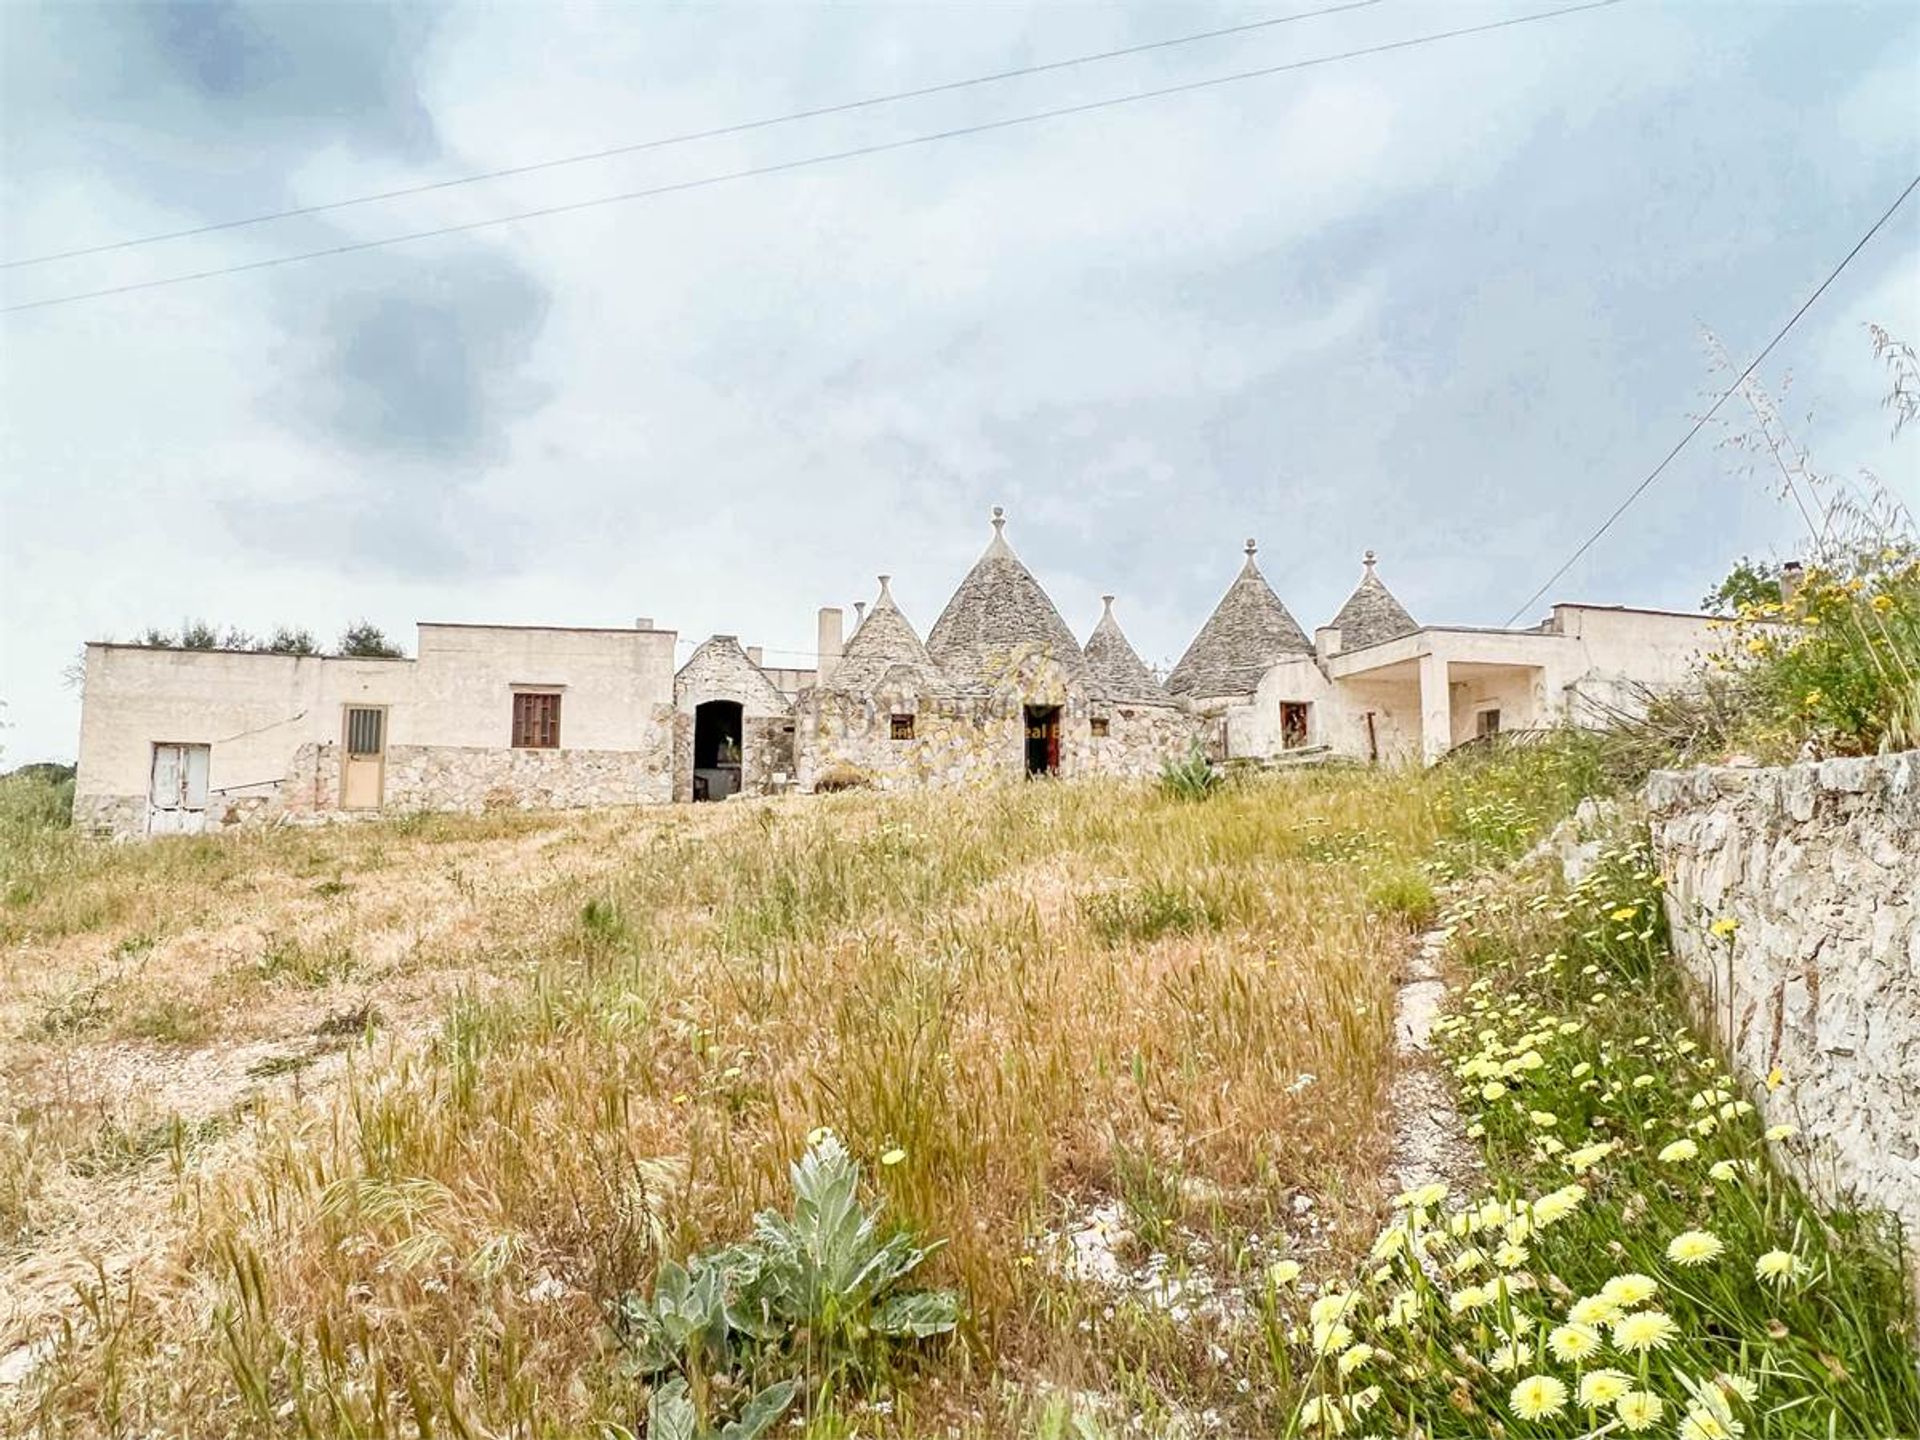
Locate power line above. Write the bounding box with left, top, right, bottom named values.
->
left=1499, top=168, right=1920, bottom=627
left=3, top=0, right=1624, bottom=317
left=3, top=0, right=1383, bottom=270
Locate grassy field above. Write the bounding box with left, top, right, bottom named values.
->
left=2, top=769, right=1456, bottom=1437
left=4, top=750, right=1910, bottom=1439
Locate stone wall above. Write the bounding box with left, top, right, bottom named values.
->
left=1646, top=752, right=1919, bottom=1283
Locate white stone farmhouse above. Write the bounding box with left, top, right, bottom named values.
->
left=73, top=509, right=1725, bottom=838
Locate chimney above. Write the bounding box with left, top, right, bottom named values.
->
left=1780, top=561, right=1805, bottom=605
left=816, top=606, right=844, bottom=686
left=746, top=645, right=764, bottom=667
left=1315, top=626, right=1342, bottom=661
left=635, top=616, right=654, bottom=630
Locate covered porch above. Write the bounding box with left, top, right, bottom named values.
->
left=1329, top=630, right=1560, bottom=764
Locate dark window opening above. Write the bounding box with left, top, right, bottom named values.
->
left=345, top=706, right=385, bottom=757
left=1477, top=707, right=1502, bottom=739
left=512, top=691, right=561, bottom=748
left=693, top=699, right=744, bottom=802
left=890, top=713, right=914, bottom=741
left=1089, top=716, right=1110, bottom=738
left=1024, top=705, right=1061, bottom=776
left=1280, top=701, right=1310, bottom=750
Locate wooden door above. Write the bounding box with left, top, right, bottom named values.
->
left=148, top=743, right=210, bottom=835
left=342, top=706, right=386, bottom=809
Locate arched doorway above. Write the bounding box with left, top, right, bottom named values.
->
left=692, top=700, right=744, bottom=801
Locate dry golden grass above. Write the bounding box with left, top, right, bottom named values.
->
left=2, top=772, right=1446, bottom=1438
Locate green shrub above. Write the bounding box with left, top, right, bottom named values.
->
left=1713, top=545, right=1920, bottom=757
left=1080, top=880, right=1223, bottom=945
left=1157, top=743, right=1221, bottom=802
left=615, top=1134, right=959, bottom=1421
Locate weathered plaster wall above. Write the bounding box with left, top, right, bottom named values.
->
left=1647, top=753, right=1920, bottom=1284
left=74, top=625, right=682, bottom=837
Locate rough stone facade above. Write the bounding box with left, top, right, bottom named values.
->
left=1646, top=752, right=1920, bottom=1296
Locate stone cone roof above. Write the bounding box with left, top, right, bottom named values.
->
left=1327, top=551, right=1418, bottom=650
left=1083, top=597, right=1171, bottom=705
left=1166, top=540, right=1313, bottom=699
left=926, top=508, right=1089, bottom=688
left=821, top=576, right=947, bottom=694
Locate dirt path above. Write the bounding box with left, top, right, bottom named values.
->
left=1386, top=925, right=1481, bottom=1200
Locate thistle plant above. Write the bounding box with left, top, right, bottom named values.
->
left=616, top=1133, right=960, bottom=1425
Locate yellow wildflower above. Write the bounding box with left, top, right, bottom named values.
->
left=1709, top=916, right=1739, bottom=939
left=1336, top=1342, right=1374, bottom=1376
left=1511, top=1374, right=1569, bottom=1420
left=1617, top=1390, right=1666, bottom=1431
left=1667, top=1230, right=1725, bottom=1266
left=1529, top=1110, right=1558, bottom=1128
left=1754, top=1249, right=1802, bottom=1286
left=1611, top=1309, right=1679, bottom=1353
left=1766, top=1066, right=1785, bottom=1091
left=1311, top=1319, right=1353, bottom=1355
left=1297, top=1396, right=1346, bottom=1434
left=1659, top=1138, right=1699, bottom=1163
left=1871, top=592, right=1894, bottom=613
left=1568, top=1294, right=1622, bottom=1326
left=1449, top=1284, right=1490, bottom=1315
left=1548, top=1322, right=1602, bottom=1363
left=880, top=1147, right=907, bottom=1166
left=1765, top=1123, right=1797, bottom=1141
left=1269, top=1259, right=1302, bottom=1287
left=1597, top=1282, right=1658, bottom=1313
left=1579, top=1369, right=1633, bottom=1407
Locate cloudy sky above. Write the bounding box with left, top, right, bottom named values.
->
left=2, top=0, right=1915, bottom=764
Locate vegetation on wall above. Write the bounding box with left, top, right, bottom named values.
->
left=1690, top=325, right=1920, bottom=760
left=1279, top=823, right=1918, bottom=1439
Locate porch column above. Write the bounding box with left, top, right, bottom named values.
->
left=1419, top=652, right=1450, bottom=765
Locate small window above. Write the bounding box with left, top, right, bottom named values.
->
left=1090, top=716, right=1110, bottom=738
left=1280, top=701, right=1310, bottom=750
left=512, top=691, right=561, bottom=748
left=345, top=706, right=385, bottom=757
left=1477, top=707, right=1501, bottom=739
left=890, top=713, right=914, bottom=741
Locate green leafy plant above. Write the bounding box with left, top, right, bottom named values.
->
left=1157, top=742, right=1221, bottom=802
left=616, top=1135, right=959, bottom=1424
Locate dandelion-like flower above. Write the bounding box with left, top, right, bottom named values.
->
left=1667, top=1230, right=1725, bottom=1267
left=1610, top=1309, right=1678, bottom=1353
left=1579, top=1369, right=1633, bottom=1408
left=1599, top=1273, right=1658, bottom=1307
left=1659, top=1138, right=1699, bottom=1163
left=1754, top=1249, right=1801, bottom=1287
left=1547, top=1322, right=1602, bottom=1363
left=1529, top=1110, right=1558, bottom=1128
left=1486, top=1339, right=1529, bottom=1373
left=1709, top=917, right=1739, bottom=938
left=1765, top=1123, right=1797, bottom=1141
left=1449, top=1284, right=1490, bottom=1315
left=1296, top=1395, right=1345, bottom=1434
left=1510, top=1374, right=1569, bottom=1420
left=1309, top=1292, right=1354, bottom=1327
left=1616, top=1390, right=1666, bottom=1432
left=1482, top=1081, right=1507, bottom=1102
left=1568, top=1294, right=1621, bottom=1327
left=1268, top=1259, right=1302, bottom=1287
left=1335, top=1342, right=1374, bottom=1376
left=1310, top=1320, right=1353, bottom=1355
left=1678, top=1404, right=1743, bottom=1440
left=1494, top=1242, right=1529, bottom=1270
left=880, top=1147, right=907, bottom=1166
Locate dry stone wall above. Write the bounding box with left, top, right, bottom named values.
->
left=1646, top=752, right=1919, bottom=1282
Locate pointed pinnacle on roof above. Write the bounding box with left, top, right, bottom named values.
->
left=1245, top=537, right=1257, bottom=558
left=877, top=574, right=895, bottom=605
left=1364, top=548, right=1377, bottom=572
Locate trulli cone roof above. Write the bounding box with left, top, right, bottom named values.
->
left=821, top=576, right=948, bottom=694
left=675, top=634, right=792, bottom=711
left=926, top=508, right=1089, bottom=688
left=1166, top=539, right=1313, bottom=699
left=1327, top=551, right=1418, bottom=650
left=1083, top=596, right=1171, bottom=705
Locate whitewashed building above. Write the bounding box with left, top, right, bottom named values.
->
left=72, top=511, right=1726, bottom=838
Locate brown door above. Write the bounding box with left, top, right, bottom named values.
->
left=341, top=706, right=386, bottom=809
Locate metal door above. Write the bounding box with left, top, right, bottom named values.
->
left=148, top=743, right=210, bottom=835
left=341, top=706, right=386, bottom=809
